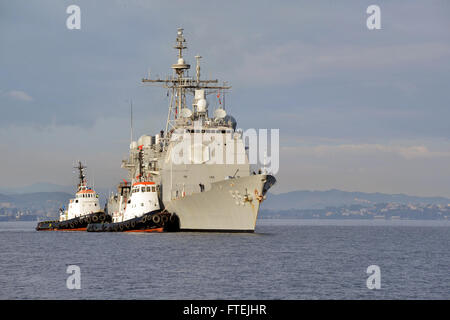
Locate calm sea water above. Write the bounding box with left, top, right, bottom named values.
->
left=0, top=219, right=448, bottom=299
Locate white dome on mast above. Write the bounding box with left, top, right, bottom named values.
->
left=197, top=98, right=208, bottom=112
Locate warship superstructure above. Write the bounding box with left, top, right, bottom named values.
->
left=36, top=162, right=110, bottom=231
left=107, top=29, right=276, bottom=232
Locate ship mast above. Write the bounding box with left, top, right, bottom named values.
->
left=142, top=28, right=231, bottom=145
left=137, top=148, right=144, bottom=182
left=74, top=161, right=86, bottom=189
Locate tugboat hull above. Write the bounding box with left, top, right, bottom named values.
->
left=36, top=211, right=110, bottom=231
left=87, top=211, right=179, bottom=233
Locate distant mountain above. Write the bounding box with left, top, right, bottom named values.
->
left=0, top=182, right=110, bottom=198
left=0, top=190, right=111, bottom=219
left=0, top=192, right=72, bottom=209
left=10, top=192, right=73, bottom=208
left=0, top=183, right=75, bottom=194
left=0, top=193, right=13, bottom=202
left=262, top=189, right=450, bottom=210
left=0, top=187, right=110, bottom=213
left=1, top=185, right=449, bottom=214
left=0, top=191, right=73, bottom=219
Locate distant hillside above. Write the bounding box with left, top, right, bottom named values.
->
left=0, top=191, right=72, bottom=209
left=0, top=182, right=110, bottom=200
left=262, top=189, right=450, bottom=210
left=0, top=190, right=108, bottom=220
left=0, top=183, right=78, bottom=195
left=8, top=192, right=73, bottom=209
left=1, top=187, right=449, bottom=220
left=0, top=194, right=13, bottom=203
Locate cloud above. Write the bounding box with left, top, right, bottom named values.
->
left=274, top=140, right=450, bottom=197
left=1, top=1, right=450, bottom=198
left=233, top=42, right=450, bottom=86
left=5, top=90, right=33, bottom=102
left=282, top=143, right=450, bottom=160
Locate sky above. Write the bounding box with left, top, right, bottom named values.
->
left=0, top=0, right=449, bottom=197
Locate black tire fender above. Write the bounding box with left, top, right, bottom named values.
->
left=152, top=214, right=161, bottom=224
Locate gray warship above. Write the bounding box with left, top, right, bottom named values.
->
left=107, top=29, right=276, bottom=232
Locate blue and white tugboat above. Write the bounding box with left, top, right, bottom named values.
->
left=36, top=162, right=110, bottom=231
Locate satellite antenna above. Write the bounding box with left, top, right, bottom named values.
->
left=214, top=108, right=226, bottom=119
left=180, top=108, right=193, bottom=118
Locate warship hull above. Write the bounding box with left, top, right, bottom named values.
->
left=165, top=174, right=275, bottom=232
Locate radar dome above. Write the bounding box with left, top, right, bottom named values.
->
left=180, top=108, right=192, bottom=118
left=197, top=98, right=208, bottom=112
left=214, top=108, right=227, bottom=119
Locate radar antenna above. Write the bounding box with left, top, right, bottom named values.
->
left=138, top=148, right=144, bottom=182
left=195, top=55, right=202, bottom=83
left=142, top=28, right=231, bottom=142
left=74, top=161, right=87, bottom=189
